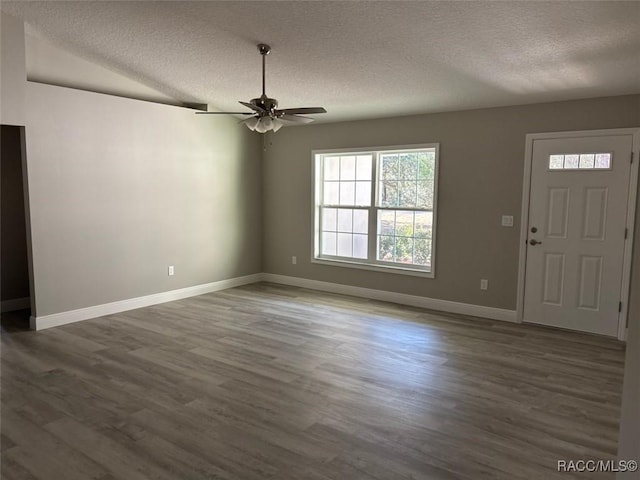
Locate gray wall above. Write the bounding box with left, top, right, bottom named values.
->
left=1, top=125, right=30, bottom=305
left=1, top=13, right=26, bottom=126
left=25, top=82, right=262, bottom=317
left=263, top=95, right=640, bottom=311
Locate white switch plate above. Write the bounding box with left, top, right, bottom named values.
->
left=168, top=265, right=175, bottom=276
left=480, top=279, right=488, bottom=290
left=292, top=256, right=297, bottom=265
left=501, top=215, right=514, bottom=227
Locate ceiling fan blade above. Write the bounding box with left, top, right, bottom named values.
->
left=196, top=111, right=254, bottom=115
left=277, top=107, right=326, bottom=115
left=239, top=101, right=266, bottom=113
left=279, top=114, right=315, bottom=124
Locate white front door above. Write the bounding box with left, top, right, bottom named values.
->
left=523, top=132, right=635, bottom=336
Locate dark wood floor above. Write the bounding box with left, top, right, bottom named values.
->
left=1, top=283, right=626, bottom=479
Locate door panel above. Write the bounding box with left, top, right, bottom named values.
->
left=542, top=253, right=565, bottom=305
left=546, top=188, right=569, bottom=238
left=577, top=255, right=602, bottom=310
left=523, top=134, right=633, bottom=336
left=582, top=188, right=607, bottom=240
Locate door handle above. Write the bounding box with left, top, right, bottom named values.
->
left=529, top=239, right=542, bottom=246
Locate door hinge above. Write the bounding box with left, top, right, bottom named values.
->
left=619, top=301, right=623, bottom=313
left=625, top=227, right=628, bottom=239
left=632, top=152, right=635, bottom=164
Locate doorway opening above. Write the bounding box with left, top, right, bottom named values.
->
left=1, top=125, right=32, bottom=331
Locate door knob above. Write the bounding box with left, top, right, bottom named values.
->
left=529, top=239, right=542, bottom=246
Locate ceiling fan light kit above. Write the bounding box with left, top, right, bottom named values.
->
left=196, top=44, right=326, bottom=133
left=242, top=114, right=284, bottom=133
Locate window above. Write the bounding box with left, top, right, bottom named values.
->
left=313, top=144, right=439, bottom=277
left=549, top=153, right=612, bottom=170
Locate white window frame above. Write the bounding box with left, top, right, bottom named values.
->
left=311, top=143, right=439, bottom=278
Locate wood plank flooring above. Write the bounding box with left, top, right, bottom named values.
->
left=1, top=282, right=626, bottom=479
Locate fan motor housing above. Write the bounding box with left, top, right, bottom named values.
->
left=251, top=96, right=278, bottom=115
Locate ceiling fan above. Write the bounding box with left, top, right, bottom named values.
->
left=196, top=44, right=326, bottom=133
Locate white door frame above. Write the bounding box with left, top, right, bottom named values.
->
left=516, top=128, right=640, bottom=340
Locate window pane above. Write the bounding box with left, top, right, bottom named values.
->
left=595, top=153, right=611, bottom=169
left=395, top=210, right=414, bottom=237
left=377, top=209, right=432, bottom=267
left=579, top=154, right=595, bottom=169
left=380, top=154, right=399, bottom=180
left=399, top=153, right=418, bottom=179
left=324, top=156, right=340, bottom=180
left=322, top=232, right=336, bottom=255
left=564, top=154, right=579, bottom=169
left=398, top=181, right=417, bottom=207
left=414, top=211, right=432, bottom=238
left=322, top=208, right=337, bottom=231
left=337, top=233, right=352, bottom=257
left=356, top=155, right=372, bottom=181
left=339, top=181, right=355, bottom=205
left=340, top=156, right=356, bottom=180
left=549, top=155, right=564, bottom=169
left=418, top=151, right=435, bottom=180
left=378, top=235, right=394, bottom=261
left=378, top=210, right=395, bottom=235
left=416, top=180, right=434, bottom=209
left=414, top=238, right=431, bottom=266
left=324, top=182, right=339, bottom=204
left=353, top=209, right=368, bottom=234
left=547, top=152, right=612, bottom=170
left=355, top=181, right=371, bottom=206
left=379, top=181, right=398, bottom=207
left=337, top=208, right=353, bottom=232
left=395, top=236, right=413, bottom=264
left=353, top=234, right=367, bottom=259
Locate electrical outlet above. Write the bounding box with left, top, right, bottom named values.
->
left=168, top=265, right=175, bottom=276
left=292, top=256, right=297, bottom=265
left=480, top=279, right=488, bottom=290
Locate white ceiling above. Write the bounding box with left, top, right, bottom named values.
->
left=3, top=1, right=640, bottom=123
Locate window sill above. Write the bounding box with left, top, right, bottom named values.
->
left=311, top=257, right=435, bottom=278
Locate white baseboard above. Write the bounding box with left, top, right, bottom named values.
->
left=1, top=296, right=31, bottom=313
left=30, top=272, right=518, bottom=330
left=31, top=273, right=263, bottom=331
left=262, top=273, right=517, bottom=323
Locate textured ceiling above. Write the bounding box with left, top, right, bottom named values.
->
left=3, top=1, right=640, bottom=122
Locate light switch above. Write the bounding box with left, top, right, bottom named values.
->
left=501, top=215, right=514, bottom=227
